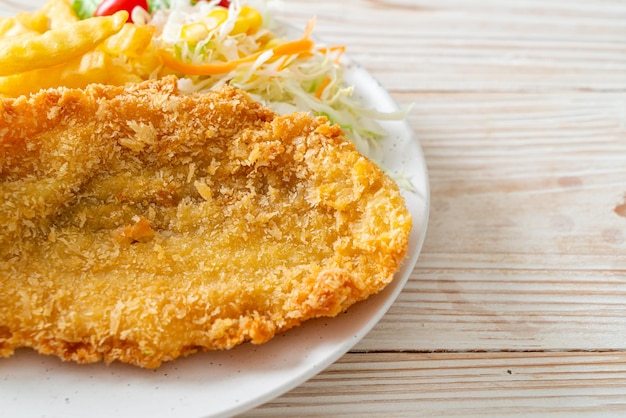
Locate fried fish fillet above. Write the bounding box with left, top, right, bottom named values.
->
left=0, top=76, right=412, bottom=368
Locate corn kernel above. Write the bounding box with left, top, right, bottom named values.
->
left=231, top=6, right=263, bottom=35
left=180, top=21, right=209, bottom=44
left=203, top=8, right=228, bottom=31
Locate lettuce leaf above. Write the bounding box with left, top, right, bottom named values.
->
left=148, top=0, right=171, bottom=12
left=72, top=0, right=101, bottom=19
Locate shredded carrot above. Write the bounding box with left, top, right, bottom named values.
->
left=159, top=38, right=314, bottom=75
left=315, top=76, right=331, bottom=99
left=159, top=17, right=317, bottom=76
left=318, top=45, right=346, bottom=64
left=296, top=45, right=345, bottom=64
left=303, top=16, right=316, bottom=38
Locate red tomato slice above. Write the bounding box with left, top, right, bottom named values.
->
left=94, top=0, right=149, bottom=23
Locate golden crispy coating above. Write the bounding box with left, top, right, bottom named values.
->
left=0, top=76, right=411, bottom=368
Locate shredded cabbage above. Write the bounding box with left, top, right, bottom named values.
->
left=147, top=0, right=406, bottom=156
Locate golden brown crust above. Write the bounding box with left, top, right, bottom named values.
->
left=0, top=76, right=412, bottom=368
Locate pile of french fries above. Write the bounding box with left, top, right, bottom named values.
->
left=0, top=0, right=161, bottom=97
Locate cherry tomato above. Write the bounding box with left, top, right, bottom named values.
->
left=94, top=0, right=149, bottom=23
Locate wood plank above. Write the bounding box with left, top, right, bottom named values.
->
left=357, top=267, right=626, bottom=351
left=262, top=1, right=626, bottom=415
left=274, top=0, right=626, bottom=92
left=391, top=91, right=626, bottom=261
left=2, top=0, right=625, bottom=417
left=271, top=1, right=626, bottom=410
left=348, top=90, right=626, bottom=351
left=246, top=351, right=626, bottom=417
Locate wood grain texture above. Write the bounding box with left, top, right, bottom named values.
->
left=250, top=0, right=626, bottom=416
left=246, top=352, right=626, bottom=417
left=274, top=0, right=626, bottom=93
left=0, top=0, right=623, bottom=415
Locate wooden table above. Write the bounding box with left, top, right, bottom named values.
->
left=246, top=0, right=626, bottom=416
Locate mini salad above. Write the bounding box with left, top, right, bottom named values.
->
left=71, top=0, right=406, bottom=157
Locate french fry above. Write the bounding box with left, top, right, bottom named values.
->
left=107, top=67, right=144, bottom=85
left=0, top=10, right=127, bottom=76
left=0, top=0, right=164, bottom=97
left=0, top=17, right=18, bottom=37
left=15, top=10, right=49, bottom=33
left=0, top=16, right=40, bottom=38
left=0, top=50, right=113, bottom=97
left=0, top=68, right=61, bottom=98
left=100, top=23, right=155, bottom=57
left=130, top=46, right=163, bottom=79
left=65, top=50, right=112, bottom=86
left=42, top=0, right=79, bottom=29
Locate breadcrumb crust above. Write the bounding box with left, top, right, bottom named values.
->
left=0, top=76, right=412, bottom=368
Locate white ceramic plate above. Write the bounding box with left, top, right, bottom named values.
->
left=0, top=2, right=430, bottom=417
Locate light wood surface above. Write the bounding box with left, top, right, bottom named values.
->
left=246, top=0, right=626, bottom=416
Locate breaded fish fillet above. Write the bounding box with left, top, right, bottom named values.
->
left=0, top=76, right=411, bottom=368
